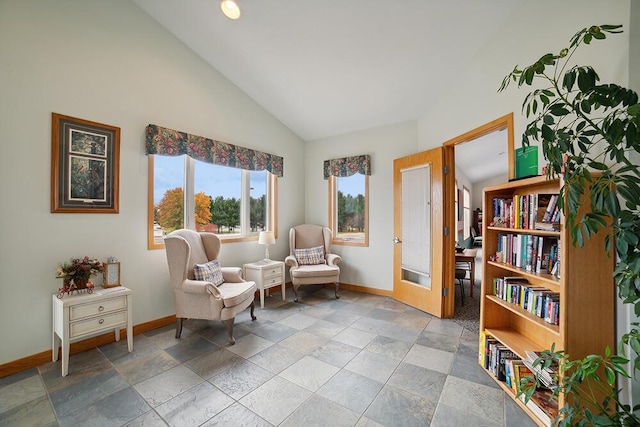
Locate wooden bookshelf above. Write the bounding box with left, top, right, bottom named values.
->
left=479, top=175, right=615, bottom=427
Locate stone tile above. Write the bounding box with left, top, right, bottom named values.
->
left=0, top=367, right=39, bottom=387
left=350, top=316, right=391, bottom=334
left=317, top=369, right=383, bottom=414
left=248, top=344, right=305, bottom=374
left=39, top=348, right=114, bottom=394
left=164, top=335, right=219, bottom=363
left=404, top=344, right=454, bottom=374
left=300, top=305, right=336, bottom=319
left=278, top=312, right=320, bottom=330
left=332, top=327, right=376, bottom=349
left=239, top=376, right=312, bottom=425
left=365, top=335, right=412, bottom=360
left=366, top=307, right=400, bottom=322
left=505, top=394, right=538, bottom=427
left=209, top=360, right=273, bottom=399
left=439, top=375, right=505, bottom=424
left=279, top=331, right=328, bottom=354
left=98, top=333, right=161, bottom=366
left=155, top=381, right=234, bottom=426
left=322, top=310, right=361, bottom=326
left=281, top=395, right=359, bottom=427
left=226, top=334, right=275, bottom=359
left=355, top=416, right=386, bottom=427
left=251, top=322, right=298, bottom=342
left=424, top=317, right=464, bottom=337
left=57, top=387, right=150, bottom=426
left=146, top=326, right=195, bottom=349
left=0, top=395, right=56, bottom=427
left=344, top=350, right=400, bottom=384
left=431, top=403, right=501, bottom=427
left=49, top=368, right=129, bottom=417
left=449, top=353, right=499, bottom=389
left=457, top=336, right=480, bottom=359
left=416, top=330, right=460, bottom=352
left=123, top=410, right=168, bottom=426
left=201, top=402, right=270, bottom=426
left=115, top=350, right=180, bottom=385
left=365, top=384, right=436, bottom=426
left=392, top=312, right=431, bottom=330
left=279, top=356, right=340, bottom=392
left=387, top=362, right=447, bottom=402
left=184, top=348, right=243, bottom=380
left=133, top=365, right=203, bottom=407
left=303, top=319, right=346, bottom=338
left=309, top=340, right=360, bottom=368
left=0, top=373, right=46, bottom=413
left=379, top=323, right=423, bottom=344
left=199, top=321, right=252, bottom=346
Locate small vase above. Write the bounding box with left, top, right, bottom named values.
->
left=73, top=277, right=89, bottom=289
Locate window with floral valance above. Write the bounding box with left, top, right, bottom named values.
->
left=323, top=154, right=371, bottom=179
left=325, top=154, right=370, bottom=246
left=145, top=124, right=280, bottom=249
left=145, top=124, right=284, bottom=177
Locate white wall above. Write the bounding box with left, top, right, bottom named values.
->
left=0, top=0, right=305, bottom=365
left=417, top=0, right=630, bottom=157
left=474, top=174, right=509, bottom=211
left=305, top=121, right=418, bottom=291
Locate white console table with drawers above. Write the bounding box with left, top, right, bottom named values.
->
left=52, top=286, right=133, bottom=376
left=243, top=260, right=285, bottom=308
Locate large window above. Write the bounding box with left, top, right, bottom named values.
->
left=148, top=155, right=275, bottom=249
left=328, top=174, right=368, bottom=246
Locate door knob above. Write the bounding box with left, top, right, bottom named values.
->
left=393, top=236, right=402, bottom=243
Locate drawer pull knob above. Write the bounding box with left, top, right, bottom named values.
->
left=98, top=319, right=104, bottom=324
left=98, top=306, right=105, bottom=312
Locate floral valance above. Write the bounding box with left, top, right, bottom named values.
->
left=323, top=154, right=371, bottom=179
left=145, top=124, right=284, bottom=177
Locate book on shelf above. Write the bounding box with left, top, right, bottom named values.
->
left=519, top=387, right=559, bottom=427
left=495, top=233, right=559, bottom=276
left=478, top=331, right=492, bottom=366
left=523, top=351, right=557, bottom=389
left=534, top=221, right=560, bottom=232
left=491, top=192, right=559, bottom=231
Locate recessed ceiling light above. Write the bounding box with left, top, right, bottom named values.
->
left=220, top=0, right=241, bottom=20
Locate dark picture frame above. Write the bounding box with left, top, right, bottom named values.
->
left=51, top=113, right=120, bottom=213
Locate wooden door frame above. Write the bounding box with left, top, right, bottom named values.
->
left=441, top=113, right=515, bottom=318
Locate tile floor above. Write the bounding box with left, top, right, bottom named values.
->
left=0, top=286, right=536, bottom=426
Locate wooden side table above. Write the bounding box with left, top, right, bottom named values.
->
left=243, top=260, right=285, bottom=308
left=52, top=286, right=133, bottom=376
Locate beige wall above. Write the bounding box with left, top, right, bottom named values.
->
left=305, top=121, right=418, bottom=290
left=0, top=0, right=305, bottom=365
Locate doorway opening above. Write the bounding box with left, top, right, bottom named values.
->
left=441, top=113, right=515, bottom=321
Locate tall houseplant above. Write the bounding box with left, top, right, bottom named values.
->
left=499, top=25, right=640, bottom=425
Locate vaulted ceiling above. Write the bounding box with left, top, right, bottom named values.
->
left=133, top=0, right=524, bottom=181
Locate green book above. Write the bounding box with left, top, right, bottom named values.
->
left=515, top=146, right=539, bottom=179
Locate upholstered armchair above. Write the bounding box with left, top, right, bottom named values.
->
left=164, top=229, right=256, bottom=345
left=285, top=224, right=341, bottom=302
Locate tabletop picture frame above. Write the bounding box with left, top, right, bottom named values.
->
left=103, top=262, right=121, bottom=288
left=51, top=113, right=120, bottom=213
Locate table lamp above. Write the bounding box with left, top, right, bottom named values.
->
left=258, top=231, right=276, bottom=261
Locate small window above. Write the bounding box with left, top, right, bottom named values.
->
left=329, top=174, right=369, bottom=246
left=148, top=155, right=276, bottom=249
left=463, top=186, right=471, bottom=240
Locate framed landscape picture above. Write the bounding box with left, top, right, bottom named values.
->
left=51, top=113, right=120, bottom=213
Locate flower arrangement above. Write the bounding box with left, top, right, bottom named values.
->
left=56, top=256, right=103, bottom=284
